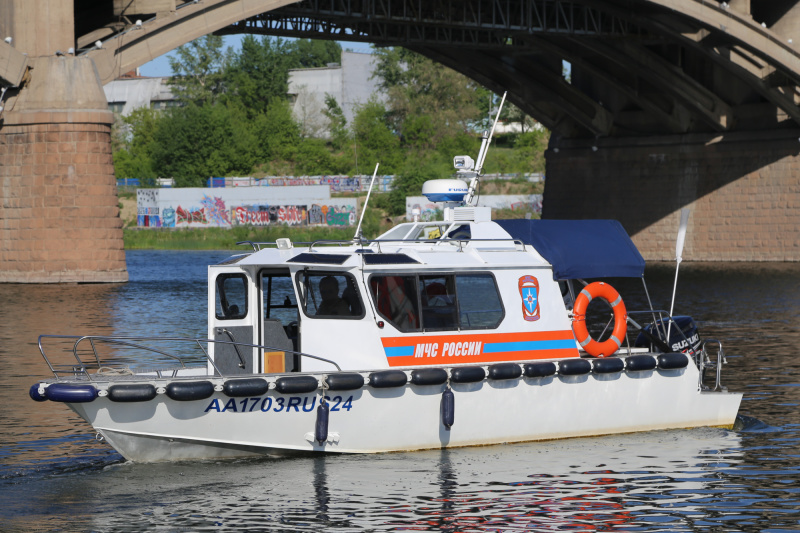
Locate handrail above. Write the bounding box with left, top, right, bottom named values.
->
left=700, top=339, right=727, bottom=392
left=215, top=328, right=247, bottom=369
left=229, top=237, right=527, bottom=253
left=306, top=237, right=526, bottom=253
left=37, top=334, right=341, bottom=381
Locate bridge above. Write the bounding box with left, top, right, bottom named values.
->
left=2, top=0, right=799, bottom=282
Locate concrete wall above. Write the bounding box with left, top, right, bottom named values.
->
left=407, top=195, right=543, bottom=221
left=544, top=131, right=800, bottom=261
left=288, top=51, right=383, bottom=138
left=137, top=187, right=358, bottom=228
left=0, top=0, right=73, bottom=58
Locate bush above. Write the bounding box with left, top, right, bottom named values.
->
left=151, top=103, right=257, bottom=186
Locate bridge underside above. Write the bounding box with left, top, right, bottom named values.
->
left=1, top=0, right=800, bottom=283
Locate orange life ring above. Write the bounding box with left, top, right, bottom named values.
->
left=572, top=282, right=627, bottom=358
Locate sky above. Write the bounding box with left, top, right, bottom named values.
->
left=138, top=35, right=374, bottom=77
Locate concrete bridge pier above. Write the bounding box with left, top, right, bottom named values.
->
left=0, top=55, right=127, bottom=282
left=544, top=131, right=800, bottom=262
left=0, top=0, right=127, bottom=283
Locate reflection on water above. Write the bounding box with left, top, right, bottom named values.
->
left=1, top=429, right=749, bottom=532
left=1, top=253, right=800, bottom=532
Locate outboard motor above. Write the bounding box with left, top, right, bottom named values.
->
left=635, top=316, right=701, bottom=355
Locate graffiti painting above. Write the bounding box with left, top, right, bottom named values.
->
left=200, top=195, right=230, bottom=226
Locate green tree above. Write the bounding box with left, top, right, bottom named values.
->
left=294, top=139, right=336, bottom=175
left=512, top=129, right=550, bottom=173
left=504, top=102, right=538, bottom=134
left=226, top=36, right=297, bottom=118
left=323, top=94, right=349, bottom=151
left=226, top=37, right=343, bottom=119
left=168, top=35, right=230, bottom=105
left=373, top=47, right=486, bottom=143
left=150, top=103, right=257, bottom=186
left=113, top=108, right=161, bottom=185
left=253, top=99, right=302, bottom=162
left=352, top=98, right=402, bottom=174
left=292, top=39, right=342, bottom=68
left=385, top=166, right=440, bottom=216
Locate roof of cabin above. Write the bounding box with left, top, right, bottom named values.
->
left=494, top=219, right=646, bottom=279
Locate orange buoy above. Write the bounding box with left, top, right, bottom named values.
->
left=572, top=282, right=627, bottom=358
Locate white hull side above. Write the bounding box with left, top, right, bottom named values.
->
left=70, top=364, right=742, bottom=463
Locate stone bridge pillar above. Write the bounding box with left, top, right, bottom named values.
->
left=0, top=1, right=127, bottom=283
left=544, top=131, right=800, bottom=262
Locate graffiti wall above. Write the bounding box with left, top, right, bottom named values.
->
left=405, top=194, right=544, bottom=221
left=137, top=187, right=357, bottom=228
left=209, top=175, right=395, bottom=193
left=137, top=189, right=160, bottom=227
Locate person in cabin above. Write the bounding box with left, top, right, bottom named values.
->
left=316, top=276, right=351, bottom=316
left=422, top=282, right=456, bottom=329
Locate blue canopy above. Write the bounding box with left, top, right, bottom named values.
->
left=495, top=219, right=646, bottom=279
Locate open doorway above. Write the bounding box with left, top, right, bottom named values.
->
left=260, top=269, right=299, bottom=373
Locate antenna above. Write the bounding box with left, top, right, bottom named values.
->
left=353, top=162, right=380, bottom=242
left=476, top=91, right=506, bottom=174
left=465, top=91, right=507, bottom=205
left=666, top=208, right=691, bottom=341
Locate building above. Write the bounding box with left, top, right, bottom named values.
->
left=288, top=50, right=383, bottom=138
left=104, top=72, right=177, bottom=116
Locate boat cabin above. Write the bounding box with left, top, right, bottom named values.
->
left=207, top=208, right=647, bottom=376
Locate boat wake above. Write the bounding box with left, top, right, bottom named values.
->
left=733, top=414, right=776, bottom=432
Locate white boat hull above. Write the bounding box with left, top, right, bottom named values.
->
left=67, top=361, right=742, bottom=463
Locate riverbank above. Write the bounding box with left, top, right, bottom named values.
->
left=123, top=226, right=359, bottom=250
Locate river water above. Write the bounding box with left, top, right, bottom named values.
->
left=1, top=251, right=799, bottom=532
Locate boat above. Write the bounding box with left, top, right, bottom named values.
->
left=29, top=110, right=741, bottom=463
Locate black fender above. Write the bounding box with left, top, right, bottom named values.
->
left=324, top=373, right=365, bottom=391
left=275, top=376, right=319, bottom=394
left=558, top=359, right=592, bottom=376
left=166, top=381, right=215, bottom=401
left=488, top=363, right=522, bottom=380
left=410, top=368, right=448, bottom=386
left=625, top=355, right=657, bottom=371
left=658, top=353, right=689, bottom=369
left=523, top=362, right=557, bottom=378
left=592, top=358, right=625, bottom=374
left=450, top=366, right=486, bottom=383
left=369, top=370, right=408, bottom=388
left=108, top=384, right=158, bottom=402
left=223, top=378, right=269, bottom=397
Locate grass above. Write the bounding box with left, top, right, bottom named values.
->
left=124, top=226, right=358, bottom=250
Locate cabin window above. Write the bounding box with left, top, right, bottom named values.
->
left=369, top=273, right=504, bottom=332
left=296, top=271, right=365, bottom=319
left=456, top=274, right=504, bottom=329
left=215, top=273, right=248, bottom=320
left=420, top=275, right=457, bottom=329
left=260, top=272, right=298, bottom=324
left=412, top=224, right=450, bottom=240
left=369, top=275, right=421, bottom=332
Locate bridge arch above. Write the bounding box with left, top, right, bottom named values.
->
left=83, top=0, right=800, bottom=141
left=3, top=0, right=800, bottom=285
left=103, top=0, right=795, bottom=261
left=86, top=0, right=299, bottom=85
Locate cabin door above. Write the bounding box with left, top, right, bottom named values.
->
left=260, top=269, right=300, bottom=373
left=211, top=270, right=255, bottom=375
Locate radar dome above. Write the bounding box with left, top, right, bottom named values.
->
left=421, top=179, right=469, bottom=203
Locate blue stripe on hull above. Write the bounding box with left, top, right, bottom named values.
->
left=384, top=346, right=416, bottom=358
left=483, top=339, right=576, bottom=353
